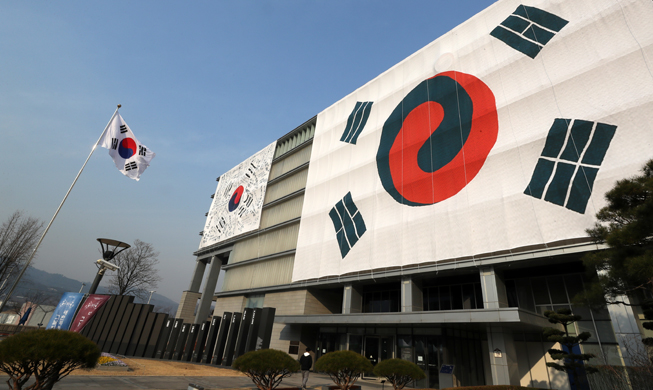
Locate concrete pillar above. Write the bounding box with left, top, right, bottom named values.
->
left=342, top=284, right=363, bottom=314
left=486, top=325, right=519, bottom=385
left=194, top=255, right=223, bottom=324
left=175, top=291, right=202, bottom=323
left=401, top=276, right=423, bottom=312
left=479, top=266, right=509, bottom=309
left=189, top=259, right=207, bottom=292
left=176, top=258, right=209, bottom=323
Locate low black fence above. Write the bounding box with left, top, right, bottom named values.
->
left=79, top=295, right=276, bottom=366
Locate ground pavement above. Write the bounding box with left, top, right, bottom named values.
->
left=33, top=373, right=387, bottom=390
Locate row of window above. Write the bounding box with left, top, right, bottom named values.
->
left=359, top=282, right=485, bottom=313
left=423, top=283, right=484, bottom=311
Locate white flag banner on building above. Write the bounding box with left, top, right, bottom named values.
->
left=292, top=0, right=653, bottom=282
left=99, top=113, right=155, bottom=180
left=199, top=141, right=277, bottom=249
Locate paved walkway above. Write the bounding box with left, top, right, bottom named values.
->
left=49, top=373, right=387, bottom=390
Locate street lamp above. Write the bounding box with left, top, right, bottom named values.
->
left=79, top=283, right=86, bottom=293
left=147, top=290, right=156, bottom=304
left=88, top=238, right=130, bottom=294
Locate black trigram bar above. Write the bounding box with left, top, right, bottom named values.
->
left=120, top=124, right=128, bottom=133
left=125, top=161, right=138, bottom=171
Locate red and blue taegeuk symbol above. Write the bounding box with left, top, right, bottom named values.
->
left=376, top=71, right=498, bottom=206
left=118, top=138, right=137, bottom=159
left=228, top=186, right=245, bottom=212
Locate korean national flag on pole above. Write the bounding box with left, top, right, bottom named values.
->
left=99, top=113, right=155, bottom=181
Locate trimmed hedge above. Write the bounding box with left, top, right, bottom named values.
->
left=233, top=349, right=300, bottom=390
left=315, top=350, right=372, bottom=390
left=373, top=359, right=425, bottom=390
left=0, top=329, right=101, bottom=390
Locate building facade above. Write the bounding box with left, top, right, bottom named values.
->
left=177, top=0, right=653, bottom=388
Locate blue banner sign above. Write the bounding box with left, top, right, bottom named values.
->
left=46, top=292, right=85, bottom=330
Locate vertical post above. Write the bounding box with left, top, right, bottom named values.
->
left=480, top=266, right=517, bottom=386
left=401, top=276, right=423, bottom=312
left=88, top=268, right=107, bottom=295
left=342, top=284, right=363, bottom=314
left=189, top=259, right=207, bottom=292
left=479, top=266, right=508, bottom=309
left=0, top=106, right=121, bottom=314
left=194, top=255, right=223, bottom=324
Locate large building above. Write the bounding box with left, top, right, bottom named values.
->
left=176, top=0, right=653, bottom=388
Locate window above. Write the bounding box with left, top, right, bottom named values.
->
left=288, top=341, right=300, bottom=355
left=245, top=294, right=264, bottom=308
left=423, top=283, right=483, bottom=311
left=362, top=283, right=400, bottom=313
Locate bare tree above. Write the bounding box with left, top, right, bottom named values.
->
left=108, top=239, right=161, bottom=301
left=0, top=211, right=43, bottom=298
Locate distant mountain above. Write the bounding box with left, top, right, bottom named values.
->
left=11, top=267, right=178, bottom=315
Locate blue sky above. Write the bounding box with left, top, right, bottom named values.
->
left=0, top=0, right=495, bottom=301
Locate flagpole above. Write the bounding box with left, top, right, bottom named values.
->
left=0, top=105, right=122, bottom=314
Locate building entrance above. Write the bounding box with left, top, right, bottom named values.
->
left=414, top=335, right=442, bottom=388
left=363, top=336, right=394, bottom=376
left=319, top=328, right=485, bottom=387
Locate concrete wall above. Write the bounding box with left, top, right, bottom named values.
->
left=214, top=296, right=246, bottom=318
left=175, top=291, right=201, bottom=323
left=512, top=339, right=571, bottom=389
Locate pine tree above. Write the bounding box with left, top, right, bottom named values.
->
left=578, top=159, right=653, bottom=308
left=543, top=308, right=597, bottom=389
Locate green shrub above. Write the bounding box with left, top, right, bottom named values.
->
left=232, top=349, right=300, bottom=390
left=0, top=329, right=101, bottom=390
left=372, top=358, right=425, bottom=390
left=314, top=350, right=373, bottom=390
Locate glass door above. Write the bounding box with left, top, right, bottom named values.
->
left=364, top=336, right=379, bottom=375
left=363, top=336, right=394, bottom=377
left=427, top=336, right=441, bottom=389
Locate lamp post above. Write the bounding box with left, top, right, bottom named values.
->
left=78, top=283, right=86, bottom=293
left=88, top=238, right=130, bottom=295
left=147, top=290, right=156, bottom=305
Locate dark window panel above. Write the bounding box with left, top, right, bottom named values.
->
left=439, top=286, right=452, bottom=311
left=451, top=285, right=463, bottom=310
left=474, top=283, right=484, bottom=309
left=531, top=278, right=550, bottom=305
left=505, top=280, right=518, bottom=307
left=547, top=277, right=569, bottom=304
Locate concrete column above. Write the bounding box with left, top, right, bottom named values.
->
left=480, top=266, right=509, bottom=309
left=188, top=259, right=207, bottom=292
left=401, top=276, right=423, bottom=312
left=194, top=255, right=223, bottom=324
left=486, top=325, right=519, bottom=385
left=342, top=284, right=363, bottom=314
left=175, top=291, right=202, bottom=323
